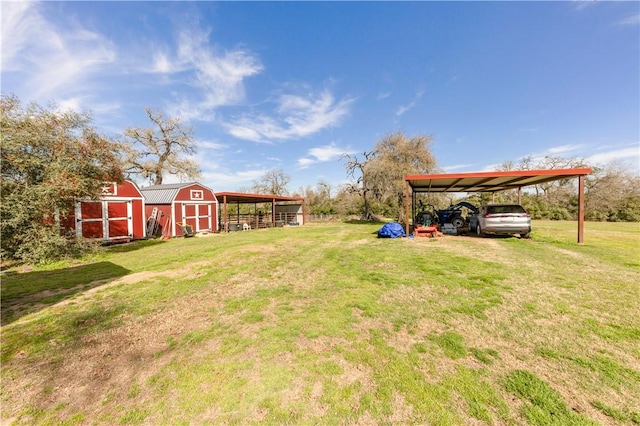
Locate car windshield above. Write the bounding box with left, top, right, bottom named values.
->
left=486, top=205, right=526, bottom=214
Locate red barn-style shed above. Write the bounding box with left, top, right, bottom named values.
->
left=72, top=180, right=146, bottom=242
left=140, top=182, right=218, bottom=237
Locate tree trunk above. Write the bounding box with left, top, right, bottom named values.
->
left=360, top=188, right=378, bottom=221
left=153, top=167, right=163, bottom=185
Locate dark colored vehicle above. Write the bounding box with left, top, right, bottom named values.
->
left=435, top=202, right=478, bottom=228
left=469, top=204, right=531, bottom=238
left=415, top=201, right=478, bottom=228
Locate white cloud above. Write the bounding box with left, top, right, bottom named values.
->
left=1, top=1, right=39, bottom=68
left=224, top=90, right=354, bottom=143
left=570, top=1, right=598, bottom=12
left=585, top=146, right=639, bottom=165
left=161, top=25, right=263, bottom=121
left=197, top=140, right=228, bottom=150
left=54, top=97, right=121, bottom=119
left=296, top=142, right=355, bottom=169
left=395, top=89, right=424, bottom=117
left=617, top=13, right=640, bottom=26
left=442, top=163, right=477, bottom=172
left=151, top=50, right=182, bottom=74
left=297, top=158, right=316, bottom=168
left=546, top=143, right=585, bottom=154
left=1, top=2, right=116, bottom=101
left=199, top=169, right=266, bottom=191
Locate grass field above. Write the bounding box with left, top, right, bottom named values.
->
left=1, top=220, right=639, bottom=425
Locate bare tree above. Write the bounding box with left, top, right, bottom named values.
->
left=252, top=168, right=291, bottom=195
left=585, top=161, right=640, bottom=221
left=342, top=151, right=379, bottom=221
left=122, top=108, right=200, bottom=185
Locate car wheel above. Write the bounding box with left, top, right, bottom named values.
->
left=476, top=224, right=485, bottom=237
left=452, top=217, right=465, bottom=228
left=521, top=231, right=531, bottom=239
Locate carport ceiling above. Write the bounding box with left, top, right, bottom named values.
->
left=215, top=192, right=304, bottom=204
left=405, top=168, right=592, bottom=193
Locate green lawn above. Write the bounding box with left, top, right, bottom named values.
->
left=1, top=220, right=639, bottom=425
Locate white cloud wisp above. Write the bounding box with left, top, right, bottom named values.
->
left=1, top=2, right=116, bottom=103
left=297, top=142, right=355, bottom=169
left=225, top=91, right=354, bottom=143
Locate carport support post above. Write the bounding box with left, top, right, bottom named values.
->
left=223, top=195, right=228, bottom=232
left=518, top=187, right=522, bottom=205
left=578, top=175, right=585, bottom=244
left=405, top=181, right=411, bottom=236
left=271, top=198, right=276, bottom=227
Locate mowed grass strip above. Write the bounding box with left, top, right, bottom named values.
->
left=1, top=221, right=638, bottom=425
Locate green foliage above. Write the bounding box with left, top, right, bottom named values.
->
left=503, top=370, right=598, bottom=425
left=609, top=195, right=640, bottom=222
left=12, top=227, right=100, bottom=265
left=1, top=94, right=123, bottom=263
left=429, top=332, right=468, bottom=359
left=342, top=131, right=437, bottom=221
left=591, top=400, right=640, bottom=423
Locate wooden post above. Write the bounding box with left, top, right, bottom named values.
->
left=223, top=195, right=228, bottom=232
left=405, top=181, right=411, bottom=236
left=272, top=198, right=276, bottom=227
left=518, top=187, right=522, bottom=205
left=302, top=198, right=306, bottom=225
left=578, top=175, right=585, bottom=244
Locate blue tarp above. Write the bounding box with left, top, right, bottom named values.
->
left=377, top=222, right=406, bottom=238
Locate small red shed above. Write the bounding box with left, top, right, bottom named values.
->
left=140, top=182, right=218, bottom=237
left=72, top=180, right=146, bottom=242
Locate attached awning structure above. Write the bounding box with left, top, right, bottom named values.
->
left=215, top=192, right=305, bottom=231
left=404, top=168, right=592, bottom=243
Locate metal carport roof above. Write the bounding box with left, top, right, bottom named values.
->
left=405, top=168, right=592, bottom=193
left=404, top=168, right=592, bottom=243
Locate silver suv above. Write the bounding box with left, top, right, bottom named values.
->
left=469, top=204, right=531, bottom=238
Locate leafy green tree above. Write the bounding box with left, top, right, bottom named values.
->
left=1, top=94, right=123, bottom=263
left=367, top=131, right=437, bottom=221
left=342, top=132, right=437, bottom=221
left=122, top=108, right=200, bottom=185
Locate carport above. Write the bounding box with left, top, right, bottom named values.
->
left=405, top=168, right=592, bottom=243
left=215, top=192, right=305, bottom=232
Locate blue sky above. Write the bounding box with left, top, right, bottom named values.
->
left=2, top=1, right=639, bottom=193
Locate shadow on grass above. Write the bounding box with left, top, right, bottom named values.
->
left=104, top=238, right=167, bottom=254
left=1, top=262, right=131, bottom=326
left=344, top=219, right=391, bottom=225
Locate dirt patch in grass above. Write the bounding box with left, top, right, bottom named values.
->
left=1, top=259, right=248, bottom=423
left=3, top=284, right=220, bottom=422
left=3, top=261, right=212, bottom=323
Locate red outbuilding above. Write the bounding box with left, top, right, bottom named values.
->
left=71, top=180, right=146, bottom=242
left=140, top=182, right=218, bottom=237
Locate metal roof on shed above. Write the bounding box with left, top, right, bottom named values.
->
left=139, top=187, right=180, bottom=204
left=140, top=182, right=214, bottom=204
